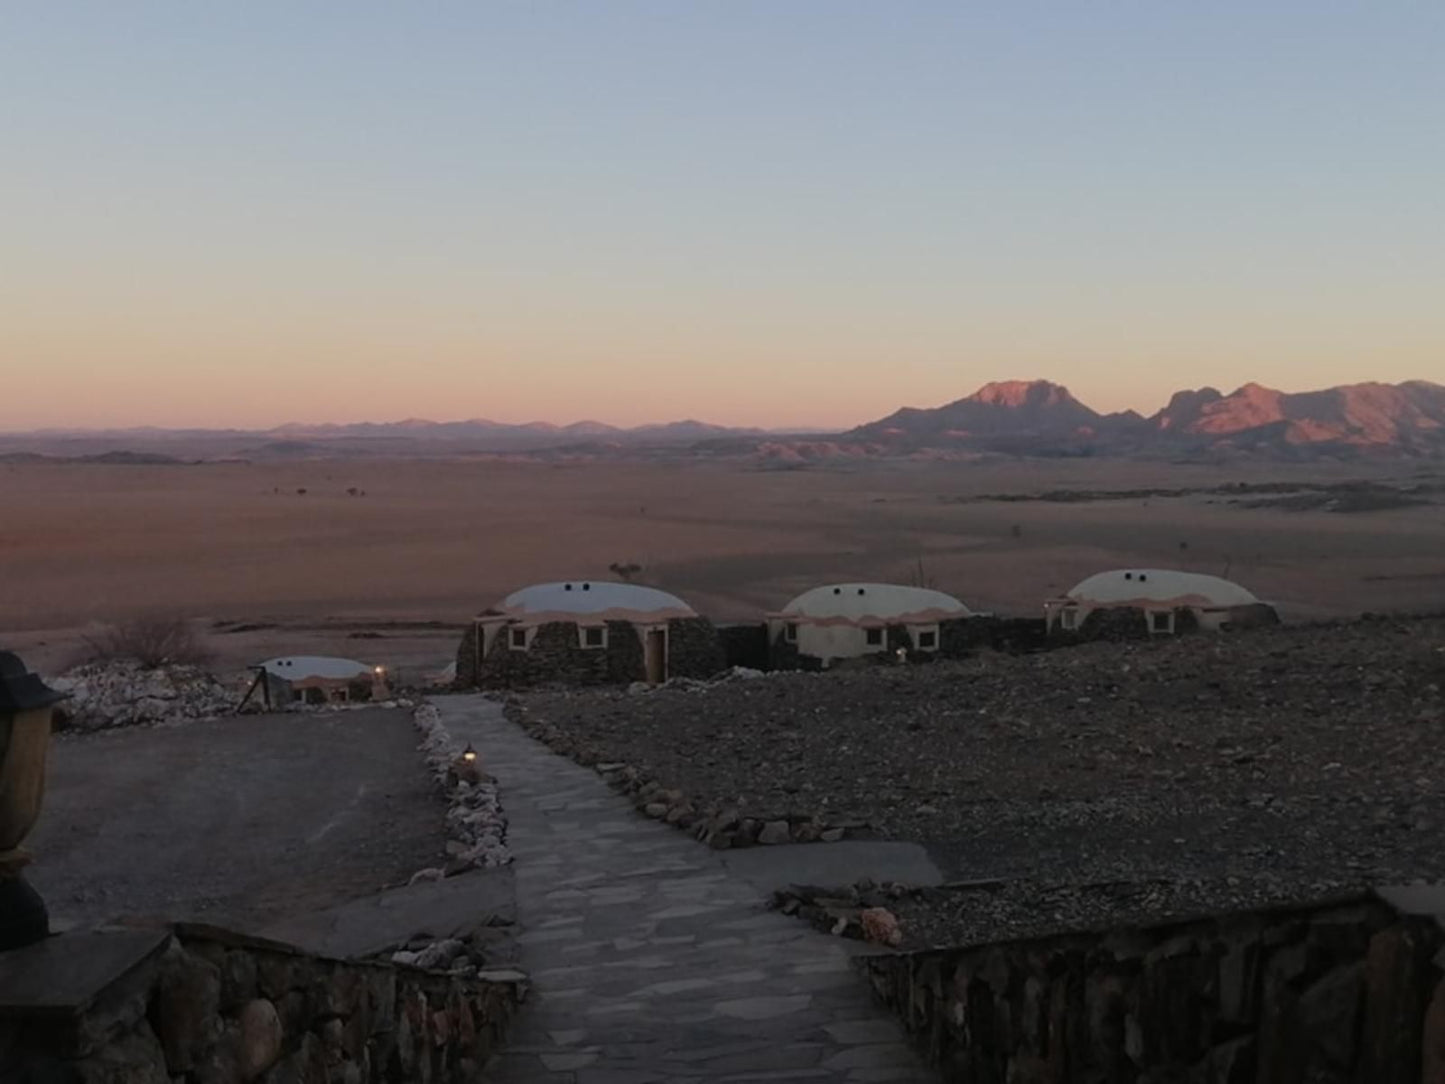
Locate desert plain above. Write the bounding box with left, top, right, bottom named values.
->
left=1, top=455, right=1443, bottom=677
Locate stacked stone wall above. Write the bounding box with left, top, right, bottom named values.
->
left=665, top=617, right=727, bottom=680
left=860, top=894, right=1445, bottom=1084
left=0, top=924, right=521, bottom=1083
left=467, top=618, right=722, bottom=688
left=475, top=621, right=638, bottom=689
left=1225, top=602, right=1283, bottom=630
left=767, top=629, right=810, bottom=671
left=453, top=624, right=481, bottom=689
left=716, top=622, right=771, bottom=671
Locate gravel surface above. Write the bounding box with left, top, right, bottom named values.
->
left=29, top=708, right=446, bottom=930
left=515, top=615, right=1445, bottom=945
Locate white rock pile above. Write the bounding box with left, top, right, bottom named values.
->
left=410, top=702, right=510, bottom=875
left=51, top=661, right=238, bottom=731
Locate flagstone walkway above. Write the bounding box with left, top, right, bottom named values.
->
left=435, top=695, right=935, bottom=1084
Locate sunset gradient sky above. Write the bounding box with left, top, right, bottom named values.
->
left=3, top=3, right=1442, bottom=430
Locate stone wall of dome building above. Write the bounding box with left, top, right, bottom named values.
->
left=768, top=616, right=1003, bottom=671
left=455, top=616, right=724, bottom=690
left=1049, top=602, right=1280, bottom=643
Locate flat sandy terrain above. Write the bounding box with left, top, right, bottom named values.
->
left=28, top=708, right=444, bottom=931
left=1, top=457, right=1442, bottom=674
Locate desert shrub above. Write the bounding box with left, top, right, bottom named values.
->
left=77, top=616, right=214, bottom=670
left=609, top=562, right=643, bottom=581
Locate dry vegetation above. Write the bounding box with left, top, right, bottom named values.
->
left=72, top=615, right=212, bottom=669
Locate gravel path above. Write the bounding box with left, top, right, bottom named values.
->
left=436, top=694, right=932, bottom=1084
left=29, top=708, right=445, bottom=930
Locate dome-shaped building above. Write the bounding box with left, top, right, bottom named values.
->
left=455, top=580, right=725, bottom=688
left=1045, top=569, right=1278, bottom=639
left=255, top=655, right=387, bottom=705
left=767, top=583, right=982, bottom=668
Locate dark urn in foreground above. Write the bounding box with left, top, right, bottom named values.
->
left=0, top=650, right=68, bottom=951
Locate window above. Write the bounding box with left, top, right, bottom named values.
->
left=1150, top=611, right=1174, bottom=634
left=865, top=627, right=883, bottom=647
left=1060, top=609, right=1078, bottom=631
left=582, top=626, right=606, bottom=649
left=916, top=628, right=938, bottom=650
left=510, top=627, right=528, bottom=650
left=785, top=622, right=798, bottom=643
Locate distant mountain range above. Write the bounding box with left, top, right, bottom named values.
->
left=845, top=379, right=1445, bottom=459
left=4, top=379, right=1443, bottom=462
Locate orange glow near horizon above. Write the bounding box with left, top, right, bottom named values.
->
left=4, top=5, right=1443, bottom=433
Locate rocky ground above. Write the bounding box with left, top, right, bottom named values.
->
left=513, top=615, right=1445, bottom=948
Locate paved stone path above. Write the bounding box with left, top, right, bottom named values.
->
left=436, top=695, right=935, bottom=1084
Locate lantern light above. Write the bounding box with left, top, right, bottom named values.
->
left=461, top=744, right=478, bottom=764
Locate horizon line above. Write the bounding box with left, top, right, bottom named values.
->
left=1, top=374, right=1439, bottom=438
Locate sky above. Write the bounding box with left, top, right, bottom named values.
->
left=2, top=3, right=1443, bottom=431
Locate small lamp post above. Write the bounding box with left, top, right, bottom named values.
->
left=0, top=651, right=68, bottom=951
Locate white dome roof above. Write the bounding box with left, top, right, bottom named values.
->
left=490, top=581, right=696, bottom=624
left=1064, top=570, right=1259, bottom=608
left=259, top=655, right=378, bottom=681
left=777, top=583, right=971, bottom=624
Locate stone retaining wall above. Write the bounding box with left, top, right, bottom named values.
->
left=859, top=891, right=1445, bottom=1084
left=507, top=700, right=860, bottom=849
left=0, top=923, right=523, bottom=1083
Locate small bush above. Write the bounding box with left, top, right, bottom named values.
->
left=77, top=617, right=214, bottom=670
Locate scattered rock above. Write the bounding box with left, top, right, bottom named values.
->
left=861, top=907, right=904, bottom=947
left=236, top=998, right=283, bottom=1079
left=52, top=660, right=238, bottom=731
left=758, top=820, right=791, bottom=845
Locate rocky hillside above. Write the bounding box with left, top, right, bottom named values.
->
left=851, top=380, right=1105, bottom=444
left=845, top=378, right=1445, bottom=458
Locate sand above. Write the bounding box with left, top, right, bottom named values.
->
left=1, top=456, right=1441, bottom=675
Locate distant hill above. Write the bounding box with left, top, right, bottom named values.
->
left=843, top=379, right=1445, bottom=459
left=1147, top=380, right=1445, bottom=452
left=4, top=379, right=1441, bottom=462
left=849, top=380, right=1108, bottom=443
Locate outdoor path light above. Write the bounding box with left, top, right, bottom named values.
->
left=0, top=650, right=68, bottom=951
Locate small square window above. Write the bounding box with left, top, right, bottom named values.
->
left=785, top=622, right=798, bottom=643
left=509, top=627, right=528, bottom=650
left=1151, top=611, right=1173, bottom=634
left=917, top=630, right=938, bottom=650
left=582, top=626, right=606, bottom=649
left=865, top=627, right=883, bottom=647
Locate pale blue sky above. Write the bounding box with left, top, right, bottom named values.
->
left=2, top=3, right=1442, bottom=428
